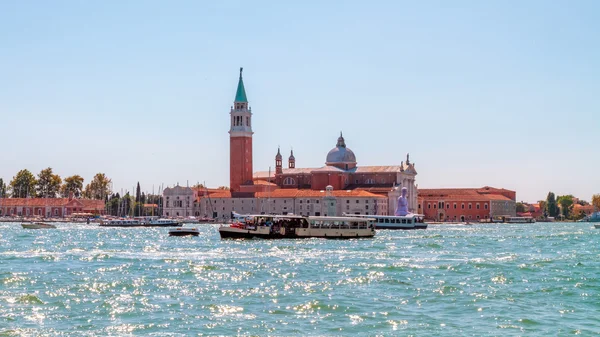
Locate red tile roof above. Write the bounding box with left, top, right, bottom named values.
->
left=0, top=198, right=105, bottom=210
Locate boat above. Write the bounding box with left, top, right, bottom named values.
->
left=169, top=226, right=200, bottom=236
left=504, top=216, right=536, bottom=224
left=98, top=219, right=143, bottom=227
left=218, top=214, right=376, bottom=239
left=342, top=213, right=427, bottom=230
left=98, top=218, right=180, bottom=227
left=583, top=211, right=600, bottom=223
left=594, top=224, right=600, bottom=229
left=21, top=222, right=56, bottom=229
left=144, top=218, right=181, bottom=226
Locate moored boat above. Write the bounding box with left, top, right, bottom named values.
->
left=22, top=222, right=56, bottom=229
left=584, top=211, right=600, bottom=223
left=98, top=218, right=180, bottom=227
left=218, top=214, right=375, bottom=239
left=99, top=219, right=143, bottom=227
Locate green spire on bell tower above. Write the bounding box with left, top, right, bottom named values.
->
left=235, top=67, right=248, bottom=103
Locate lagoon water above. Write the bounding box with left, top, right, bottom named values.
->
left=1, top=222, right=599, bottom=336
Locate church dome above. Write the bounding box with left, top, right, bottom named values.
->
left=325, top=132, right=356, bottom=165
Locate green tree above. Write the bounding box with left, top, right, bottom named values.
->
left=592, top=194, right=600, bottom=210
left=36, top=167, right=62, bottom=198
left=546, top=192, right=559, bottom=217
left=83, top=173, right=112, bottom=200
left=0, top=178, right=6, bottom=198
left=135, top=182, right=141, bottom=203
left=557, top=195, right=574, bottom=219
left=516, top=202, right=526, bottom=213
left=61, top=175, right=84, bottom=198
left=9, top=169, right=37, bottom=198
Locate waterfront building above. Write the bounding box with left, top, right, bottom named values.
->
left=161, top=69, right=516, bottom=222
left=417, top=187, right=516, bottom=222
left=0, top=197, right=105, bottom=217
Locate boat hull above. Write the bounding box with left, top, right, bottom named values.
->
left=218, top=226, right=375, bottom=239
left=169, top=230, right=199, bottom=236
left=99, top=223, right=180, bottom=227
left=22, top=223, right=56, bottom=229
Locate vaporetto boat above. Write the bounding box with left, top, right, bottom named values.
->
left=218, top=214, right=376, bottom=239
left=98, top=218, right=180, bottom=227
left=342, top=213, right=427, bottom=230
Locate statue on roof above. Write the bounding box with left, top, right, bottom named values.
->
left=406, top=153, right=410, bottom=165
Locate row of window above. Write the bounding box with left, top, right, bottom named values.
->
left=282, top=177, right=392, bottom=185
left=427, top=202, right=488, bottom=210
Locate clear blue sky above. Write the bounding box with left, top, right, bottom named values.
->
left=1, top=1, right=598, bottom=202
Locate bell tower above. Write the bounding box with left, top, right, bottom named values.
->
left=229, top=67, right=253, bottom=192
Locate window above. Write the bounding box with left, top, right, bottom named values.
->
left=476, top=203, right=480, bottom=209
left=468, top=203, right=472, bottom=209
left=283, top=177, right=296, bottom=185
left=316, top=200, right=320, bottom=204
left=428, top=204, right=431, bottom=209
left=454, top=203, right=457, bottom=209
left=330, top=202, right=334, bottom=206
left=365, top=200, right=369, bottom=204
left=446, top=203, right=450, bottom=209
left=365, top=178, right=375, bottom=184
left=366, top=205, right=369, bottom=210
left=346, top=200, right=349, bottom=204
left=300, top=200, right=303, bottom=204
left=356, top=200, right=359, bottom=204
left=461, top=203, right=465, bottom=209
left=433, top=204, right=437, bottom=209
left=484, top=204, right=488, bottom=209
left=346, top=205, right=349, bottom=210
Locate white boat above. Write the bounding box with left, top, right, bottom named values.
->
left=98, top=219, right=143, bottom=227
left=99, top=218, right=180, bottom=227
left=169, top=226, right=199, bottom=236
left=343, top=213, right=427, bottom=230
left=144, top=218, right=181, bottom=227
left=22, top=222, right=56, bottom=229
left=218, top=214, right=375, bottom=239
left=504, top=216, right=536, bottom=224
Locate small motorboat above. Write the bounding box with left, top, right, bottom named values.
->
left=169, top=226, right=199, bottom=236
left=22, top=222, right=56, bottom=229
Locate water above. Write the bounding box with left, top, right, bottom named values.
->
left=1, top=222, right=599, bottom=336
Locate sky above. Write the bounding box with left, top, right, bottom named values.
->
left=1, top=0, right=598, bottom=203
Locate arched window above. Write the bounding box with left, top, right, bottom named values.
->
left=283, top=177, right=296, bottom=185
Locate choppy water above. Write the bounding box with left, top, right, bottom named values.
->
left=0, top=222, right=599, bottom=336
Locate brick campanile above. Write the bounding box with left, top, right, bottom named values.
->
left=229, top=67, right=253, bottom=192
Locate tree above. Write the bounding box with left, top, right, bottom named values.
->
left=9, top=169, right=37, bottom=198
left=83, top=173, right=112, bottom=200
left=516, top=202, right=526, bottom=213
left=217, top=186, right=230, bottom=190
left=546, top=192, right=559, bottom=217
left=0, top=178, right=6, bottom=198
left=135, top=182, right=141, bottom=203
left=36, top=167, right=62, bottom=198
left=61, top=175, right=84, bottom=198
left=592, top=194, right=600, bottom=210
left=557, top=195, right=574, bottom=218
left=577, top=199, right=589, bottom=206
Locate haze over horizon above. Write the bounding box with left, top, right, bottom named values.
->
left=1, top=1, right=598, bottom=203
